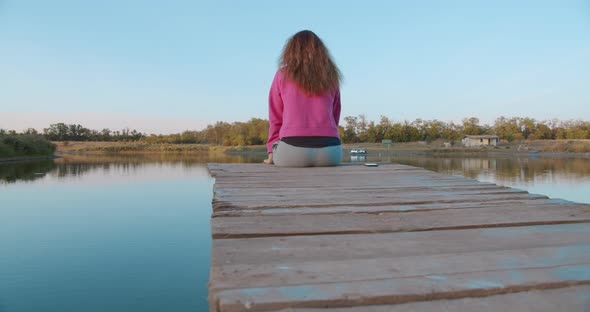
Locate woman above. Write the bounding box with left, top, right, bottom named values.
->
left=264, top=30, right=343, bottom=167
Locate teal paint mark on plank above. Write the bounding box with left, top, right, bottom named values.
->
left=239, top=288, right=267, bottom=296
left=480, top=223, right=590, bottom=239
left=553, top=247, right=571, bottom=261
left=499, top=258, right=520, bottom=271
left=553, top=265, right=590, bottom=281
left=496, top=244, right=590, bottom=272
left=540, top=244, right=590, bottom=267
left=277, top=285, right=317, bottom=300
left=508, top=270, right=525, bottom=283
left=382, top=280, right=398, bottom=287
left=395, top=206, right=416, bottom=211
left=426, top=275, right=447, bottom=281
left=466, top=280, right=504, bottom=289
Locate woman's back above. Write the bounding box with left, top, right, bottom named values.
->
left=265, top=30, right=343, bottom=167
left=269, top=69, right=341, bottom=143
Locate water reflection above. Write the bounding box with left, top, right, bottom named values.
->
left=0, top=152, right=267, bottom=184
left=389, top=156, right=590, bottom=183
left=2, top=152, right=589, bottom=203
left=0, top=160, right=56, bottom=183
left=349, top=155, right=367, bottom=163
left=2, top=153, right=590, bottom=187
left=0, top=153, right=217, bottom=312
left=389, top=155, right=590, bottom=204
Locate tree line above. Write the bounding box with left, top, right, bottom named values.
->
left=1, top=116, right=588, bottom=146
left=339, top=116, right=590, bottom=143
left=0, top=123, right=145, bottom=142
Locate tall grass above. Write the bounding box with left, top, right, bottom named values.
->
left=54, top=141, right=267, bottom=154
left=0, top=135, right=56, bottom=158
left=56, top=142, right=212, bottom=153
left=537, top=140, right=590, bottom=153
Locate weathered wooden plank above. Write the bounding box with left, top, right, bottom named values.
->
left=214, top=187, right=529, bottom=201
left=211, top=224, right=590, bottom=266
left=211, top=244, right=590, bottom=290
left=211, top=168, right=430, bottom=177
left=212, top=199, right=575, bottom=217
left=213, top=193, right=549, bottom=210
left=212, top=175, right=488, bottom=184
left=208, top=163, right=417, bottom=174
left=213, top=183, right=513, bottom=195
left=214, top=192, right=539, bottom=208
left=212, top=171, right=479, bottom=180
left=212, top=180, right=498, bottom=189
left=212, top=173, right=493, bottom=184
left=210, top=164, right=489, bottom=186
left=212, top=204, right=590, bottom=238
left=265, top=286, right=590, bottom=312
left=212, top=264, right=590, bottom=311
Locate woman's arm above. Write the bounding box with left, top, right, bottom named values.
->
left=333, top=89, right=341, bottom=126
left=265, top=71, right=283, bottom=163
left=263, top=152, right=273, bottom=164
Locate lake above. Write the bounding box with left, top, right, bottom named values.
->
left=1, top=152, right=589, bottom=312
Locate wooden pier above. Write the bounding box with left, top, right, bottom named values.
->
left=207, top=163, right=590, bottom=312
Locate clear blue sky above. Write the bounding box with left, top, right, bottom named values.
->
left=1, top=0, right=589, bottom=133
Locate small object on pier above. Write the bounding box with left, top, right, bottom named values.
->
left=349, top=148, right=366, bottom=155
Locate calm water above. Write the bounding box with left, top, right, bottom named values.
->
left=1, top=152, right=589, bottom=312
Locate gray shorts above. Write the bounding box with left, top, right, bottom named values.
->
left=272, top=141, right=342, bottom=167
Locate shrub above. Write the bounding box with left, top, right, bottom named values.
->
left=0, top=135, right=56, bottom=158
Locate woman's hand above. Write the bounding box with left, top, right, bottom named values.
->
left=263, top=153, right=274, bottom=165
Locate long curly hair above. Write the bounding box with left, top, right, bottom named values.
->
left=279, top=30, right=342, bottom=95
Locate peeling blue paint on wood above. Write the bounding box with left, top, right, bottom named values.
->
left=481, top=223, right=590, bottom=238
left=277, top=285, right=318, bottom=300
left=426, top=275, right=447, bottom=281
left=553, top=265, right=590, bottom=281
left=466, top=280, right=504, bottom=289
left=239, top=288, right=268, bottom=296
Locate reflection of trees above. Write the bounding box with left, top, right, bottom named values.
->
left=52, top=153, right=267, bottom=178
left=392, top=156, right=590, bottom=183
left=0, top=160, right=56, bottom=183
left=2, top=152, right=267, bottom=183
left=5, top=153, right=589, bottom=185
left=54, top=152, right=265, bottom=166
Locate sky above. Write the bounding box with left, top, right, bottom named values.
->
left=1, top=0, right=589, bottom=134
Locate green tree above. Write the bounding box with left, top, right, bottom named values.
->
left=462, top=117, right=483, bottom=135
left=342, top=116, right=358, bottom=143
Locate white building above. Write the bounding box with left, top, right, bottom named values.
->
left=462, top=135, right=499, bottom=147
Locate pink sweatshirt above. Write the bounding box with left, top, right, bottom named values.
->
left=267, top=70, right=341, bottom=153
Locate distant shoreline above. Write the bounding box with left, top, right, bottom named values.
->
left=55, top=140, right=589, bottom=157
left=2, top=140, right=588, bottom=163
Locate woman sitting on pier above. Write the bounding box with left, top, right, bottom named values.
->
left=264, top=30, right=343, bottom=167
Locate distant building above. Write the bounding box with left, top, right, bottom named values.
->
left=462, top=135, right=499, bottom=147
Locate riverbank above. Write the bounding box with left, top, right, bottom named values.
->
left=49, top=140, right=590, bottom=158
left=0, top=135, right=57, bottom=163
